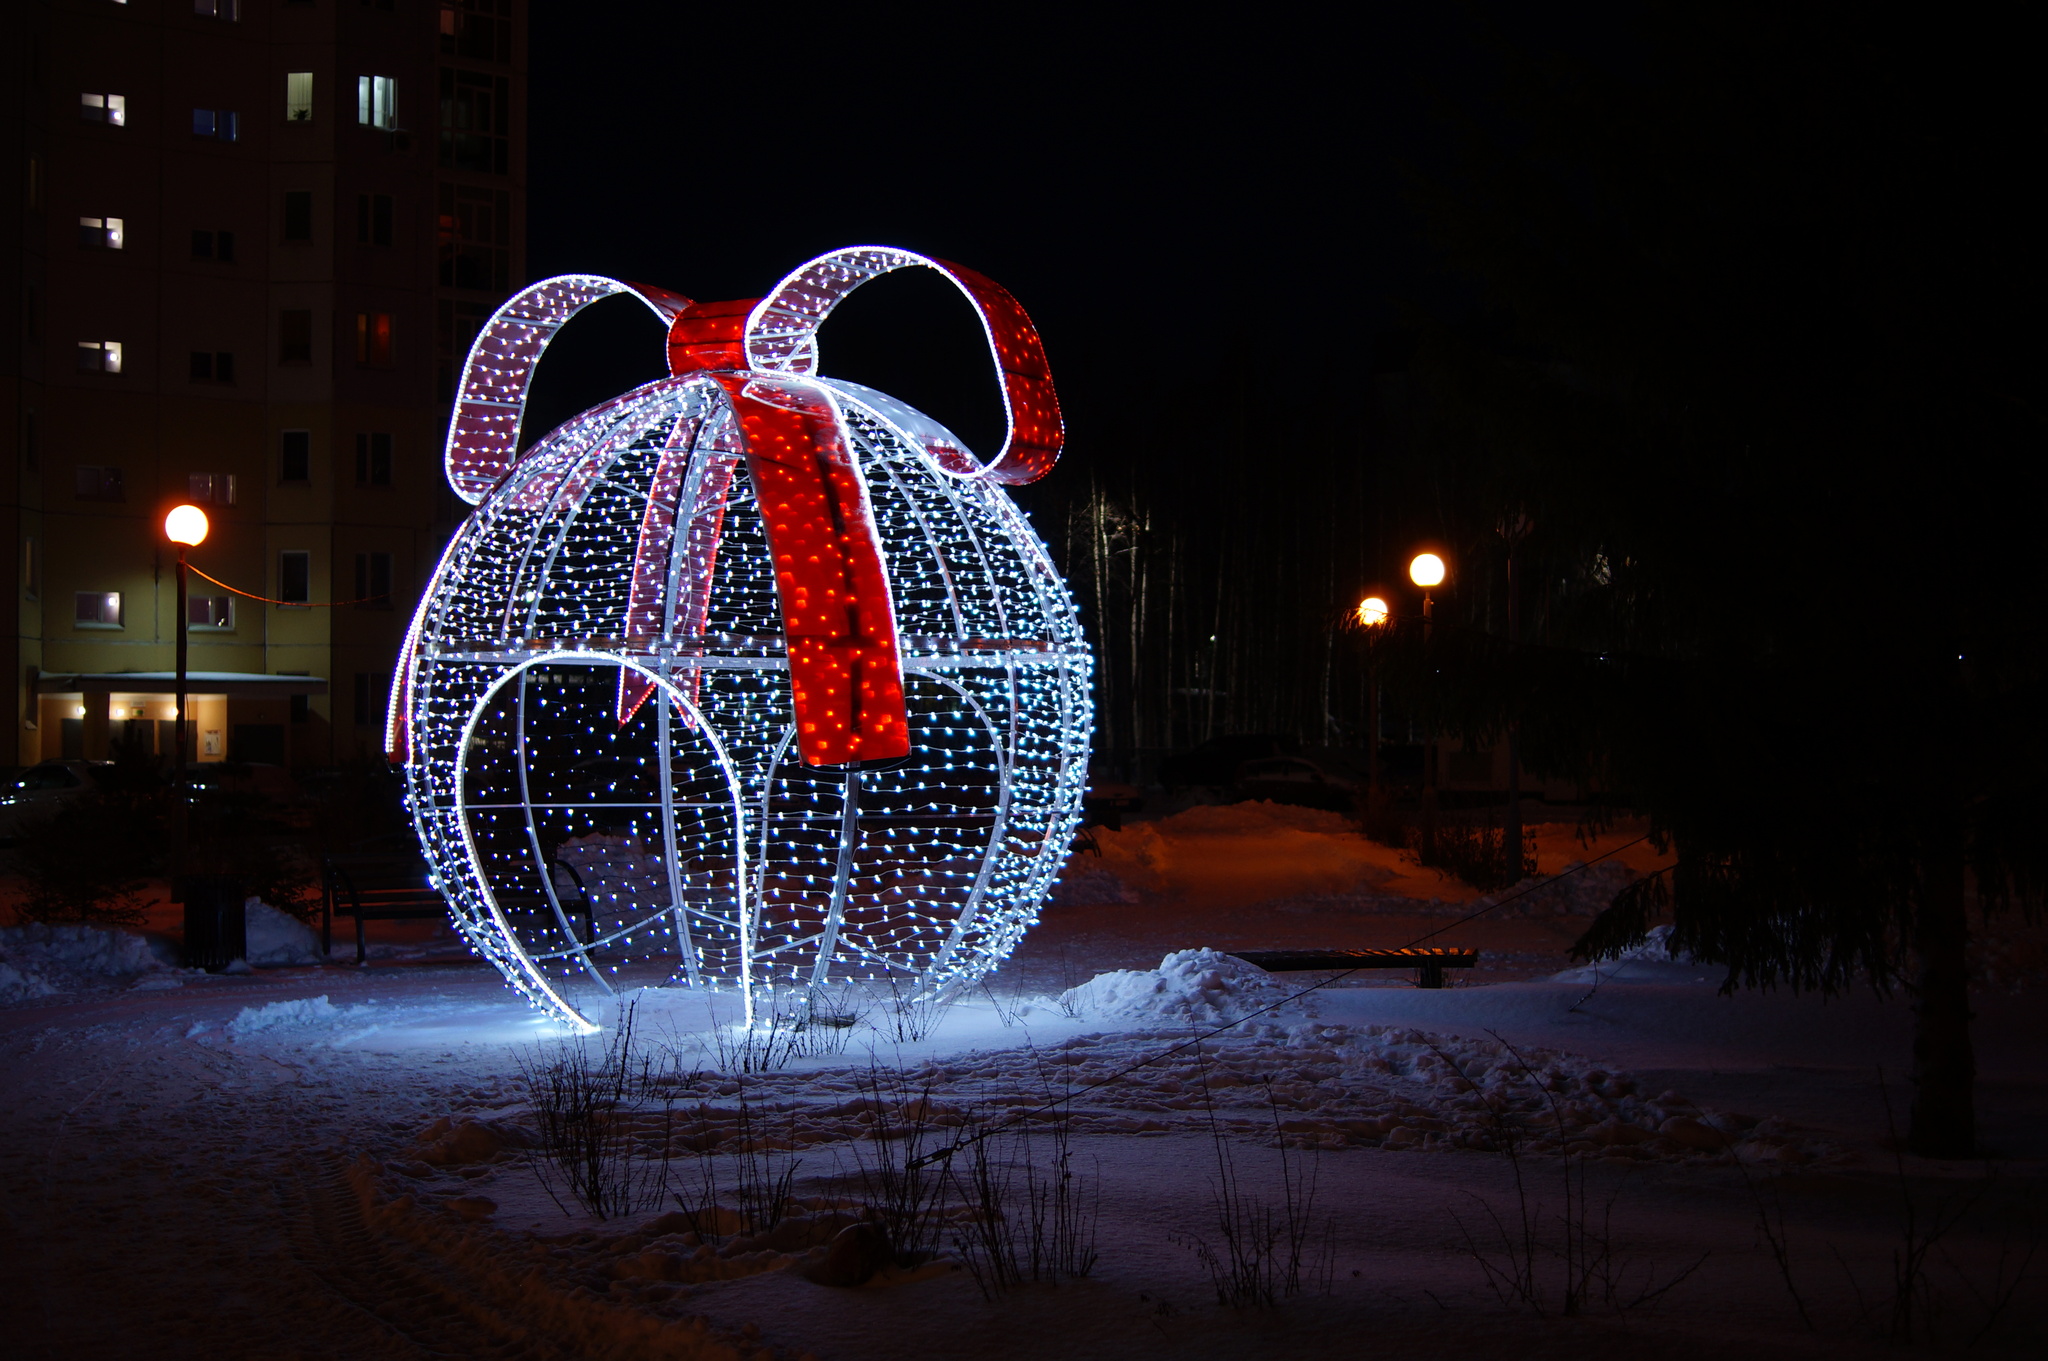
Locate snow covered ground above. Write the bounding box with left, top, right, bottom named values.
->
left=2, top=805, right=2043, bottom=1359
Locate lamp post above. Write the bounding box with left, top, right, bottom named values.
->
left=1355, top=595, right=1389, bottom=796
left=1408, top=553, right=1446, bottom=849
left=163, top=505, right=209, bottom=786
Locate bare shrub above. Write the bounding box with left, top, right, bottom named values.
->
left=516, top=1002, right=674, bottom=1220
left=872, top=974, right=959, bottom=1043
left=670, top=1080, right=803, bottom=1242
left=1439, top=1033, right=1704, bottom=1316
left=1176, top=1056, right=1335, bottom=1308
left=948, top=1092, right=1099, bottom=1298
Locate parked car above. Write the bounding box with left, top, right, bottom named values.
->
left=1231, top=755, right=1362, bottom=812
left=1158, top=734, right=1299, bottom=789
left=0, top=760, right=105, bottom=844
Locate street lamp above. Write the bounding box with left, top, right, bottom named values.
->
left=1408, top=552, right=1447, bottom=847
left=164, top=505, right=209, bottom=783
left=1356, top=596, right=1389, bottom=796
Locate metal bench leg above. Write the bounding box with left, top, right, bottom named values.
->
left=1418, top=962, right=1445, bottom=989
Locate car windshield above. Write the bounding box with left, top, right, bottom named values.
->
left=18, top=765, right=82, bottom=790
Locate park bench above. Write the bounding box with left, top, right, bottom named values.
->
left=322, top=852, right=592, bottom=964
left=1228, top=947, right=1479, bottom=990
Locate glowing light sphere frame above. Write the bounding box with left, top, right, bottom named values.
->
left=392, top=248, right=1093, bottom=1032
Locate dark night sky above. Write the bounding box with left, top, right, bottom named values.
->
left=520, top=4, right=1529, bottom=462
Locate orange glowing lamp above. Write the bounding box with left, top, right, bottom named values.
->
left=164, top=504, right=210, bottom=547
left=1408, top=552, right=1446, bottom=589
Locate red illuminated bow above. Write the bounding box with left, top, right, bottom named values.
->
left=400, top=248, right=1063, bottom=770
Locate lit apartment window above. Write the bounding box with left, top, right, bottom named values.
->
left=78, top=217, right=124, bottom=249
left=76, top=341, right=123, bottom=374
left=279, top=550, right=311, bottom=605
left=280, top=430, right=312, bottom=482
left=192, top=229, right=236, bottom=261
left=75, top=465, right=126, bottom=501
left=280, top=309, right=313, bottom=364
left=356, top=311, right=393, bottom=366
left=188, top=472, right=237, bottom=504
left=357, top=193, right=394, bottom=246
left=188, top=595, right=234, bottom=628
left=76, top=592, right=123, bottom=626
left=354, top=552, right=393, bottom=607
left=193, top=109, right=240, bottom=141
left=358, top=76, right=398, bottom=130
left=286, top=72, right=313, bottom=121
left=283, top=190, right=314, bottom=242
left=80, top=94, right=127, bottom=127
left=189, top=352, right=237, bottom=383
left=356, top=432, right=393, bottom=485
left=194, top=0, right=239, bottom=18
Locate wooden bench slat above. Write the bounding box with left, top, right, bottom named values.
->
left=1228, top=948, right=1479, bottom=990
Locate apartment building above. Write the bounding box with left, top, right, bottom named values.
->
left=1, top=0, right=524, bottom=767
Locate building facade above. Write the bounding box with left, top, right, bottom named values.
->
left=1, top=0, right=524, bottom=767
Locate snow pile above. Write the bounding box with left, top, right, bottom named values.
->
left=1547, top=925, right=1701, bottom=984
left=0, top=922, right=174, bottom=1002
left=1055, top=948, right=1297, bottom=1025
left=243, top=899, right=326, bottom=966
left=229, top=994, right=345, bottom=1034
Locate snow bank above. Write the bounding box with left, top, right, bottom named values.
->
left=1547, top=925, right=1701, bottom=984
left=1056, top=948, right=1298, bottom=1026
left=243, top=899, right=326, bottom=966
left=229, top=994, right=344, bottom=1034
left=1048, top=860, right=1139, bottom=906
left=0, top=922, right=174, bottom=1002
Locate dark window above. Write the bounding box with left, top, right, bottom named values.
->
left=194, top=0, right=241, bottom=20
left=216, top=230, right=234, bottom=262
left=190, top=352, right=235, bottom=382
left=192, top=109, right=240, bottom=142
left=440, top=0, right=513, bottom=63
left=352, top=672, right=375, bottom=726
left=75, top=591, right=123, bottom=625
left=437, top=183, right=510, bottom=291
left=438, top=68, right=510, bottom=175
left=356, top=311, right=393, bottom=366
left=357, top=193, right=394, bottom=246
left=280, top=429, right=311, bottom=482
left=188, top=472, right=237, bottom=504
left=354, top=551, right=393, bottom=606
left=355, top=432, right=393, bottom=485
left=192, top=230, right=214, bottom=259
left=436, top=299, right=490, bottom=401
left=282, top=190, right=314, bottom=241
left=187, top=595, right=233, bottom=627
left=281, top=672, right=312, bottom=723
left=280, top=309, right=313, bottom=363
left=279, top=550, right=311, bottom=604
left=74, top=465, right=124, bottom=501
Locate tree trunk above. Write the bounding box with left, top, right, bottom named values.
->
left=1907, top=844, right=1975, bottom=1157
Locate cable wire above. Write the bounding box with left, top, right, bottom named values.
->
left=186, top=564, right=390, bottom=610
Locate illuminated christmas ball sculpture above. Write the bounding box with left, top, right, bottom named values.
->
left=390, top=248, right=1092, bottom=1031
